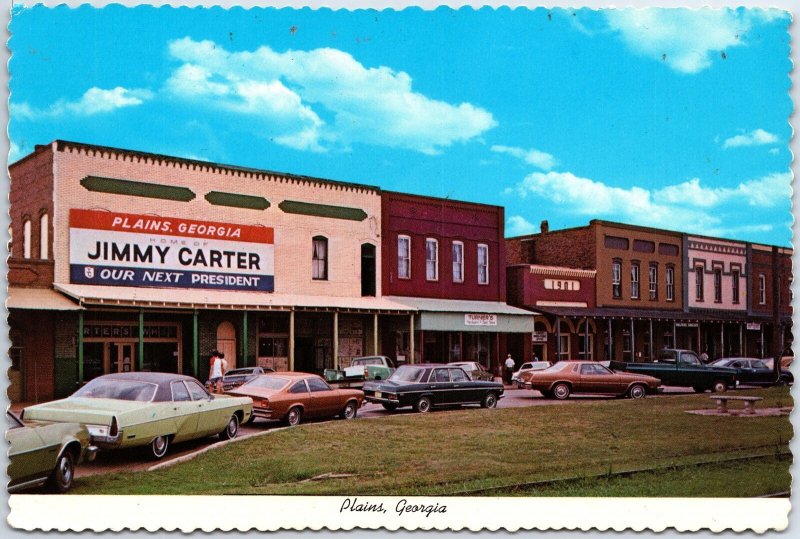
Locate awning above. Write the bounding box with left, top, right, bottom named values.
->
left=54, top=284, right=415, bottom=313
left=385, top=296, right=536, bottom=333
left=531, top=305, right=791, bottom=324
left=6, top=287, right=83, bottom=311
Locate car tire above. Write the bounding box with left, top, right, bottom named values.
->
left=540, top=390, right=553, bottom=399
left=692, top=386, right=707, bottom=393
left=552, top=383, right=571, bottom=400
left=341, top=401, right=358, bottom=420
left=712, top=380, right=729, bottom=393
left=286, top=406, right=302, bottom=427
left=47, top=449, right=75, bottom=493
left=150, top=435, right=170, bottom=460
left=219, top=413, right=240, bottom=440
left=245, top=413, right=257, bottom=425
left=381, top=403, right=398, bottom=411
left=414, top=396, right=432, bottom=413
left=628, top=384, right=647, bottom=400
left=481, top=392, right=498, bottom=408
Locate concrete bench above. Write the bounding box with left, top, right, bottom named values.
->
left=710, top=396, right=764, bottom=415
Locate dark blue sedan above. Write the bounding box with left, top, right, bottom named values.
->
left=709, top=358, right=793, bottom=387
left=363, top=364, right=504, bottom=413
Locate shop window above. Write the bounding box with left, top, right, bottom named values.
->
left=759, top=274, right=767, bottom=304
left=648, top=264, right=658, bottom=300
left=612, top=260, right=621, bottom=298
left=398, top=235, right=411, bottom=279
left=630, top=263, right=640, bottom=299
left=732, top=269, right=740, bottom=304
left=695, top=266, right=704, bottom=301
left=477, top=244, right=489, bottom=285
left=425, top=238, right=439, bottom=281
left=452, top=241, right=464, bottom=283
left=39, top=212, right=48, bottom=260
left=22, top=219, right=31, bottom=259
left=666, top=266, right=675, bottom=301
left=578, top=333, right=593, bottom=360
left=558, top=334, right=570, bottom=361
left=312, top=236, right=328, bottom=280
left=713, top=268, right=722, bottom=303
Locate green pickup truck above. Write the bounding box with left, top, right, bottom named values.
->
left=324, top=355, right=397, bottom=388
left=610, top=349, right=738, bottom=393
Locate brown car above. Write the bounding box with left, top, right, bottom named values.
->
left=517, top=361, right=660, bottom=400
left=228, top=372, right=364, bottom=426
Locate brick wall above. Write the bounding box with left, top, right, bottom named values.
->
left=507, top=226, right=595, bottom=268
left=54, top=312, right=78, bottom=398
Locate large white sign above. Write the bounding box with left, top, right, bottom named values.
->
left=69, top=209, right=275, bottom=292
left=465, top=314, right=497, bottom=326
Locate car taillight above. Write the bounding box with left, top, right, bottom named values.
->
left=260, top=399, right=269, bottom=408
left=109, top=416, right=118, bottom=437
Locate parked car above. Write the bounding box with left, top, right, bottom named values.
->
left=447, top=361, right=495, bottom=381
left=518, top=361, right=661, bottom=400
left=22, top=372, right=253, bottom=460
left=512, top=361, right=551, bottom=384
left=610, top=349, right=738, bottom=393
left=324, top=355, right=396, bottom=386
left=363, top=364, right=504, bottom=413
left=6, top=410, right=97, bottom=493
left=219, top=366, right=275, bottom=391
left=228, top=372, right=364, bottom=426
left=709, top=357, right=793, bottom=387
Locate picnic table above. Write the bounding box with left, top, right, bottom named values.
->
left=710, top=395, right=763, bottom=415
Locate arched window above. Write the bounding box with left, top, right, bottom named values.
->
left=22, top=219, right=31, bottom=259
left=39, top=212, right=49, bottom=259
left=312, top=236, right=328, bottom=280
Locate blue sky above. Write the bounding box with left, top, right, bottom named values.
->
left=9, top=6, right=793, bottom=245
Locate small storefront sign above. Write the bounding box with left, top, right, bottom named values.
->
left=465, top=313, right=497, bottom=326
left=532, top=331, right=548, bottom=343
left=675, top=322, right=699, bottom=328
left=543, top=278, right=580, bottom=291
left=69, top=209, right=275, bottom=292
left=747, top=322, right=762, bottom=331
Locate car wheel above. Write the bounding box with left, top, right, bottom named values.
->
left=628, top=384, right=647, bottom=400
left=47, top=449, right=75, bottom=493
left=219, top=413, right=240, bottom=440
left=414, top=396, right=432, bottom=413
left=481, top=392, right=498, bottom=408
left=286, top=406, right=302, bottom=426
left=692, top=386, right=707, bottom=393
left=150, top=435, right=169, bottom=460
left=341, top=401, right=358, bottom=420
left=381, top=403, right=398, bottom=411
left=374, top=376, right=382, bottom=381
left=712, top=380, right=729, bottom=393
left=553, top=383, right=571, bottom=400
left=540, top=390, right=553, bottom=399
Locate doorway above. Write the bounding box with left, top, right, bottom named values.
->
left=361, top=244, right=376, bottom=296
left=112, top=343, right=136, bottom=373
left=216, top=322, right=237, bottom=370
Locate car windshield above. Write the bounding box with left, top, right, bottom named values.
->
left=73, top=379, right=157, bottom=402
left=241, top=376, right=291, bottom=390
left=544, top=362, right=573, bottom=372
left=226, top=368, right=255, bottom=376
left=353, top=358, right=382, bottom=366
left=389, top=366, right=426, bottom=383
left=709, top=359, right=731, bottom=367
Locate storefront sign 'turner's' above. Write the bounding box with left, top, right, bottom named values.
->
left=69, top=209, right=275, bottom=292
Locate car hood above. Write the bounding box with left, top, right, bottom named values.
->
left=23, top=397, right=148, bottom=425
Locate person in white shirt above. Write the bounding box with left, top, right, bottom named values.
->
left=504, top=354, right=516, bottom=385
left=208, top=350, right=227, bottom=394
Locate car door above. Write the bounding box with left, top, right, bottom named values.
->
left=428, top=368, right=455, bottom=405
left=450, top=367, right=480, bottom=403
left=579, top=364, right=622, bottom=394
left=306, top=376, right=342, bottom=417
left=185, top=379, right=223, bottom=437
left=169, top=380, right=199, bottom=442
left=6, top=415, right=52, bottom=485
left=748, top=360, right=775, bottom=385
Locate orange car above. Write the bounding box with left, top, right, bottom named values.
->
left=517, top=361, right=660, bottom=400
left=228, top=372, right=364, bottom=426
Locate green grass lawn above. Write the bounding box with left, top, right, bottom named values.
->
left=73, top=387, right=793, bottom=496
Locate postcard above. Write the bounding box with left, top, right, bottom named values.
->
left=4, top=1, right=796, bottom=533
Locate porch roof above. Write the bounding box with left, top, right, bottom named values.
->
left=6, top=287, right=83, bottom=311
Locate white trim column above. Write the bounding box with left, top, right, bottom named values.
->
left=373, top=313, right=379, bottom=355
left=333, top=311, right=339, bottom=369
left=409, top=314, right=415, bottom=364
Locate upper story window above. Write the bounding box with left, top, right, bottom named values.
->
left=633, top=240, right=655, bottom=253
left=713, top=268, right=722, bottom=303
left=648, top=264, right=658, bottom=300
left=22, top=219, right=31, bottom=259
left=612, top=260, right=622, bottom=298
left=452, top=241, right=464, bottom=283
left=425, top=238, right=439, bottom=281
left=604, top=236, right=629, bottom=250
left=658, top=243, right=679, bottom=256
left=666, top=266, right=675, bottom=301
left=695, top=266, right=704, bottom=301
left=630, top=262, right=640, bottom=299
left=732, top=269, right=740, bottom=304
left=477, top=244, right=489, bottom=285
left=312, top=236, right=328, bottom=280
left=759, top=274, right=767, bottom=304
left=397, top=235, right=411, bottom=279
left=39, top=212, right=49, bottom=260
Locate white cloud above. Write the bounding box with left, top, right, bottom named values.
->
left=506, top=215, right=538, bottom=236
left=722, top=128, right=779, bottom=148
left=507, top=170, right=791, bottom=236
left=8, top=141, right=23, bottom=162
left=164, top=37, right=497, bottom=153
left=491, top=144, right=557, bottom=170
left=11, top=87, right=152, bottom=120
left=605, top=9, right=786, bottom=74
left=769, top=148, right=780, bottom=155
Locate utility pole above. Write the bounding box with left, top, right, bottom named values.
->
left=772, top=246, right=782, bottom=381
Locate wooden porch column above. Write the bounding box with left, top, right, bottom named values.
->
left=409, top=314, right=415, bottom=364
left=242, top=310, right=248, bottom=367
left=630, top=318, right=635, bottom=362
left=333, top=311, right=339, bottom=369
left=720, top=322, right=725, bottom=358
left=373, top=313, right=379, bottom=355
left=649, top=319, right=654, bottom=361
left=192, top=309, right=198, bottom=377
left=78, top=310, right=85, bottom=384
left=289, top=310, right=295, bottom=371
left=556, top=316, right=561, bottom=361
left=607, top=318, right=613, bottom=361
left=138, top=309, right=144, bottom=372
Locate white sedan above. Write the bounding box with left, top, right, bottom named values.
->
left=512, top=361, right=551, bottom=383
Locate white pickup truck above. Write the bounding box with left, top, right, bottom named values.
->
left=324, top=356, right=397, bottom=387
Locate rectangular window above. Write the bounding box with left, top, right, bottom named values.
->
left=759, top=274, right=766, bottom=304
left=398, top=236, right=411, bottom=279
left=604, top=236, right=629, bottom=250
left=666, top=266, right=675, bottom=301
left=312, top=236, right=328, bottom=280
left=612, top=261, right=621, bottom=298
left=649, top=264, right=658, bottom=300
left=658, top=243, right=679, bottom=256
left=713, top=268, right=722, bottom=303
left=425, top=238, right=438, bottom=281
left=578, top=333, right=593, bottom=360
left=452, top=241, right=464, bottom=283
left=695, top=266, right=704, bottom=301
left=633, top=239, right=655, bottom=253
left=732, top=269, right=740, bottom=304
left=558, top=334, right=570, bottom=361
left=631, top=263, right=640, bottom=299
left=477, top=244, right=489, bottom=285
